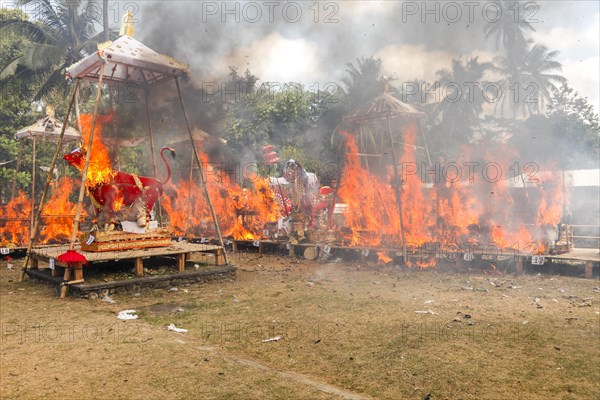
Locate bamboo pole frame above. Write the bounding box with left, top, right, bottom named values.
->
left=386, top=116, right=407, bottom=261
left=19, top=79, right=80, bottom=282
left=144, top=87, right=163, bottom=226
left=29, top=137, right=36, bottom=234
left=175, top=77, right=229, bottom=265
left=60, top=65, right=105, bottom=298
left=68, top=64, right=105, bottom=250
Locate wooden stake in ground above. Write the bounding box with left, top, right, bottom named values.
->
left=175, top=77, right=228, bottom=265
left=19, top=80, right=80, bottom=282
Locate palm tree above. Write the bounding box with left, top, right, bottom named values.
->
left=433, top=57, right=492, bottom=143
left=0, top=0, right=109, bottom=100
left=341, top=56, right=384, bottom=108
left=522, top=43, right=566, bottom=114
left=484, top=0, right=536, bottom=56
left=493, top=42, right=565, bottom=118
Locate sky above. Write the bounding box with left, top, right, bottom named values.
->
left=129, top=0, right=599, bottom=113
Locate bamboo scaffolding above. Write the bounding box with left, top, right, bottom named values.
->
left=19, top=80, right=80, bottom=282
left=175, top=77, right=229, bottom=265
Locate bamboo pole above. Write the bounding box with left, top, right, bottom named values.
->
left=68, top=64, right=105, bottom=249
left=19, top=80, right=80, bottom=282
left=183, top=146, right=195, bottom=236
left=29, top=137, right=36, bottom=234
left=144, top=88, right=163, bottom=226
left=418, top=119, right=432, bottom=166
left=387, top=116, right=407, bottom=261
left=175, top=77, right=229, bottom=265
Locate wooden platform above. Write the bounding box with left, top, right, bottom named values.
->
left=29, top=241, right=226, bottom=278
left=227, top=239, right=599, bottom=278
left=26, top=264, right=237, bottom=298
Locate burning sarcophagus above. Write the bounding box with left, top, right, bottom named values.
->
left=60, top=114, right=177, bottom=251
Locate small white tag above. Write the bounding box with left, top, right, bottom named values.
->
left=253, top=240, right=260, bottom=247
left=531, top=255, right=545, bottom=265
left=361, top=249, right=369, bottom=257
left=49, top=258, right=55, bottom=270
left=463, top=252, right=474, bottom=262
left=86, top=235, right=95, bottom=245
left=323, top=245, right=331, bottom=255
left=286, top=243, right=291, bottom=250
left=200, top=237, right=207, bottom=244
left=225, top=239, right=231, bottom=245
left=0, top=248, right=9, bottom=255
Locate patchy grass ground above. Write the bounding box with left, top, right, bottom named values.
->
left=1, top=254, right=599, bottom=400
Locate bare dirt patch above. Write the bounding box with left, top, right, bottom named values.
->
left=1, top=254, right=599, bottom=399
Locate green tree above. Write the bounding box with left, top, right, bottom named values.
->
left=493, top=42, right=566, bottom=119
left=547, top=83, right=599, bottom=167
left=484, top=0, right=536, bottom=56
left=432, top=57, right=492, bottom=145
left=0, top=0, right=109, bottom=100
left=340, top=56, right=384, bottom=109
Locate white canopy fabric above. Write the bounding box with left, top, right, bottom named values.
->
left=66, top=35, right=188, bottom=86
left=15, top=116, right=81, bottom=142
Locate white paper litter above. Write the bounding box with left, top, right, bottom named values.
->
left=117, top=310, right=138, bottom=320
left=262, top=336, right=281, bottom=343
left=167, top=323, right=188, bottom=333
left=102, top=295, right=116, bottom=304
left=415, top=310, right=438, bottom=315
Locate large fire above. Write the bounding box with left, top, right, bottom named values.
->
left=1, top=115, right=568, bottom=256
left=336, top=123, right=567, bottom=254
left=161, top=148, right=281, bottom=240
left=0, top=178, right=82, bottom=246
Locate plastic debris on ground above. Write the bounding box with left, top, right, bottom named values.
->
left=117, top=310, right=138, bottom=320
left=102, top=295, right=117, bottom=304
left=167, top=323, right=188, bottom=333
left=415, top=310, right=438, bottom=315
left=262, top=336, right=282, bottom=343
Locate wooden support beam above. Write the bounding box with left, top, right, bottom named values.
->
left=215, top=248, right=225, bottom=266
left=59, top=267, right=71, bottom=298
left=515, top=257, right=524, bottom=275
left=74, top=266, right=84, bottom=281
left=178, top=253, right=186, bottom=272
left=584, top=261, right=593, bottom=279
left=135, top=258, right=144, bottom=276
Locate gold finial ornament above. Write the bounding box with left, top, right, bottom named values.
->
left=119, top=10, right=135, bottom=36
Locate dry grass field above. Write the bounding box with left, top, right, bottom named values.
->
left=1, top=253, right=599, bottom=399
